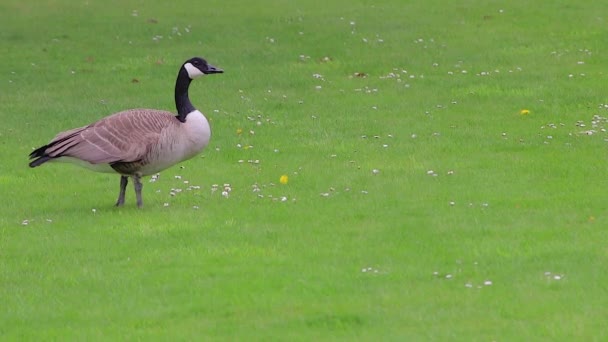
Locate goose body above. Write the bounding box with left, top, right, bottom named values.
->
left=29, top=57, right=223, bottom=208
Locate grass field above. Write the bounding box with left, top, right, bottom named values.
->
left=2, top=0, right=608, bottom=340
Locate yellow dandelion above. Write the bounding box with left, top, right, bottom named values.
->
left=236, top=128, right=243, bottom=135
left=520, top=109, right=530, bottom=115
left=279, top=175, right=289, bottom=185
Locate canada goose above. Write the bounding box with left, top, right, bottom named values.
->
left=29, top=57, right=223, bottom=208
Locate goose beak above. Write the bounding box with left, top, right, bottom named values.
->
left=205, top=64, right=223, bottom=74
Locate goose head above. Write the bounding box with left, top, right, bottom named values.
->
left=183, top=57, right=223, bottom=79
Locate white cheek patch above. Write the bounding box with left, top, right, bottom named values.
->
left=184, top=62, right=205, bottom=79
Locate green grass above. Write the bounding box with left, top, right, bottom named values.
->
left=2, top=0, right=608, bottom=340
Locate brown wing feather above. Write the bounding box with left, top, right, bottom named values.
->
left=44, top=109, right=177, bottom=164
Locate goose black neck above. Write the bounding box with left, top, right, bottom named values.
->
left=175, top=68, right=196, bottom=123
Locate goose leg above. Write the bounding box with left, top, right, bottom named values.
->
left=133, top=174, right=144, bottom=208
left=116, top=175, right=128, bottom=207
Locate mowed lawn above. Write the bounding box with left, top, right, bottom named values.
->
left=2, top=0, right=608, bottom=340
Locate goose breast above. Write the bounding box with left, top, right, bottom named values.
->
left=139, top=109, right=211, bottom=175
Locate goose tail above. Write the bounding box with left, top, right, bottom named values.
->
left=29, top=145, right=53, bottom=167
left=28, top=126, right=86, bottom=167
